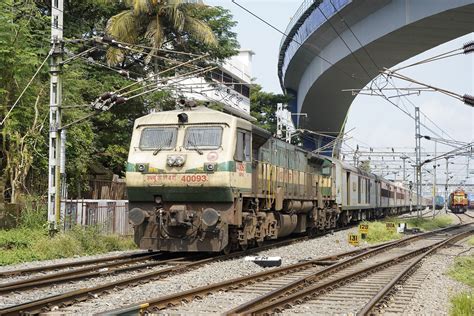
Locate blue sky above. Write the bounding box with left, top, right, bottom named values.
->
left=208, top=1, right=473, bottom=191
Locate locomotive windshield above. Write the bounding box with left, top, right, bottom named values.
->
left=139, top=127, right=177, bottom=150
left=184, top=126, right=222, bottom=150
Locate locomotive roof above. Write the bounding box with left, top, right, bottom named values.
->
left=134, top=106, right=253, bottom=128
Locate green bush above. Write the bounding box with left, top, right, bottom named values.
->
left=17, top=196, right=48, bottom=230
left=404, top=215, right=452, bottom=231
left=0, top=225, right=136, bottom=266
left=361, top=221, right=401, bottom=244
left=450, top=292, right=474, bottom=316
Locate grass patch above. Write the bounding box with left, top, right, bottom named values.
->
left=1, top=202, right=136, bottom=266
left=0, top=226, right=136, bottom=266
left=448, top=256, right=474, bottom=287
left=360, top=214, right=454, bottom=244
left=467, top=236, right=474, bottom=246
left=360, top=221, right=402, bottom=244
left=403, top=215, right=452, bottom=231
left=450, top=291, right=474, bottom=316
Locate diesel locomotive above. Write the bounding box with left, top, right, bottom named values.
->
left=126, top=106, right=421, bottom=253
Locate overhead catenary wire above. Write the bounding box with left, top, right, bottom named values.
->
left=61, top=65, right=218, bottom=130
left=231, top=0, right=367, bottom=85
left=326, top=0, right=458, bottom=142
left=1, top=50, right=51, bottom=126
left=232, top=0, right=459, bottom=154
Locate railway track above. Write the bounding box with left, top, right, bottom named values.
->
left=0, top=234, right=328, bottom=315
left=0, top=251, right=160, bottom=278
left=0, top=252, right=188, bottom=293
left=98, top=224, right=472, bottom=315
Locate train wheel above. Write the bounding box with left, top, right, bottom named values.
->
left=222, top=242, right=232, bottom=255
left=240, top=243, right=249, bottom=251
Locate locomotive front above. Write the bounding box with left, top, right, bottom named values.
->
left=126, top=107, right=251, bottom=252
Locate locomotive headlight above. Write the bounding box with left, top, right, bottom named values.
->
left=167, top=155, right=186, bottom=167
left=174, top=155, right=186, bottom=166
left=167, top=155, right=176, bottom=166
left=204, top=163, right=216, bottom=172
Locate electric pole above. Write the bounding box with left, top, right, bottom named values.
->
left=415, top=107, right=422, bottom=217
left=276, top=103, right=283, bottom=139
left=401, top=155, right=408, bottom=185
left=48, top=0, right=64, bottom=230
left=432, top=140, right=437, bottom=218
left=444, top=156, right=451, bottom=213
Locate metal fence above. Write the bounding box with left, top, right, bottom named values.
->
left=61, top=199, right=132, bottom=236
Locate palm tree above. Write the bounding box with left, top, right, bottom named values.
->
left=105, top=0, right=218, bottom=65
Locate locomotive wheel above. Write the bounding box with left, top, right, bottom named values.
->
left=222, top=242, right=233, bottom=255
left=307, top=227, right=318, bottom=238
left=240, top=242, right=249, bottom=251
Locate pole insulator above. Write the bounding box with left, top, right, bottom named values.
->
left=463, top=40, right=474, bottom=54
left=100, top=92, right=113, bottom=100
left=463, top=94, right=474, bottom=107
left=101, top=36, right=119, bottom=47
left=114, top=97, right=127, bottom=105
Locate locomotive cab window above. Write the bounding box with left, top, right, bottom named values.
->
left=139, top=127, right=177, bottom=150
left=235, top=129, right=251, bottom=162
left=184, top=126, right=222, bottom=150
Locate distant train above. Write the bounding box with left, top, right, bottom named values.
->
left=468, top=193, right=474, bottom=209
left=449, top=188, right=468, bottom=213
left=434, top=195, right=445, bottom=210
left=126, top=106, right=427, bottom=253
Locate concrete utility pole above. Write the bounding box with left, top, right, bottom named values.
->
left=401, top=155, right=408, bottom=185
left=414, top=107, right=422, bottom=217
left=276, top=103, right=283, bottom=139
left=444, top=156, right=451, bottom=213
left=48, top=0, right=64, bottom=230
left=432, top=140, right=437, bottom=218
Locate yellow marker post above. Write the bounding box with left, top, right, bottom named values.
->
left=359, top=223, right=369, bottom=239
left=386, top=222, right=396, bottom=232
left=348, top=233, right=360, bottom=246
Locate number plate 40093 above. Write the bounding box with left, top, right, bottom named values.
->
left=181, top=174, right=208, bottom=183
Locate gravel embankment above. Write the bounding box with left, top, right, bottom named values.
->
left=398, top=237, right=473, bottom=315
left=59, top=227, right=363, bottom=314
left=2, top=210, right=468, bottom=314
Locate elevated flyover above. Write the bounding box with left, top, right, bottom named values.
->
left=280, top=0, right=474, bottom=152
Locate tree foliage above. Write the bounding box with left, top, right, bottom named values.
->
left=250, top=84, right=292, bottom=135
left=0, top=0, right=239, bottom=203
left=104, top=0, right=238, bottom=66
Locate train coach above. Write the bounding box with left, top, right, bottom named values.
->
left=126, top=106, right=420, bottom=253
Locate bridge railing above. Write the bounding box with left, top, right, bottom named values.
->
left=279, top=0, right=351, bottom=87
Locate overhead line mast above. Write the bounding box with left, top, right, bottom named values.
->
left=48, top=0, right=64, bottom=230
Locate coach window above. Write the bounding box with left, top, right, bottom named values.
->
left=235, top=129, right=251, bottom=162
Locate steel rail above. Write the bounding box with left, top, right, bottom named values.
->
left=232, top=228, right=473, bottom=315
left=358, top=229, right=473, bottom=315
left=225, top=224, right=470, bottom=315
left=0, top=255, right=185, bottom=293
left=99, top=243, right=397, bottom=315
left=0, top=251, right=159, bottom=277
left=0, top=234, right=325, bottom=315
left=100, top=224, right=465, bottom=315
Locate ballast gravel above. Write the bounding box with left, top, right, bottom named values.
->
left=59, top=227, right=363, bottom=314
left=2, top=210, right=468, bottom=314
left=395, top=236, right=473, bottom=315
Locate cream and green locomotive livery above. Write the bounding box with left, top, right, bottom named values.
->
left=126, top=106, right=415, bottom=253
